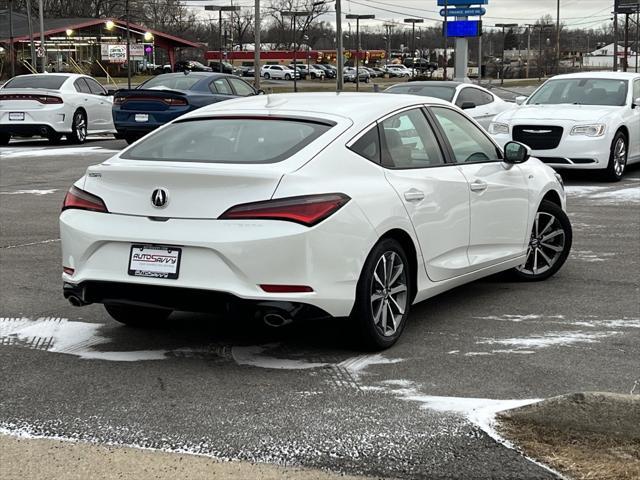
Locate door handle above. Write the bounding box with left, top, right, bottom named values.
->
left=470, top=180, right=488, bottom=192
left=404, top=189, right=425, bottom=202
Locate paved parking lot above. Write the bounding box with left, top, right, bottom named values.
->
left=1, top=138, right=638, bottom=479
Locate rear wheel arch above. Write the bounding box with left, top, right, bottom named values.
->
left=378, top=228, right=419, bottom=303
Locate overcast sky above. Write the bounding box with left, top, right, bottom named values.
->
left=188, top=0, right=615, bottom=31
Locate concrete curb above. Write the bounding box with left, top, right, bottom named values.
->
left=497, top=392, right=640, bottom=440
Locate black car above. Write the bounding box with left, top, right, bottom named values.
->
left=313, top=64, right=336, bottom=79
left=209, top=61, right=237, bottom=75
left=112, top=72, right=260, bottom=144
left=173, top=60, right=213, bottom=73
left=238, top=66, right=256, bottom=77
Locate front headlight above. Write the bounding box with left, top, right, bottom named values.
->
left=489, top=122, right=510, bottom=135
left=570, top=124, right=606, bottom=137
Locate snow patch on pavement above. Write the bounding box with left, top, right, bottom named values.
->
left=231, top=344, right=328, bottom=370
left=0, top=189, right=57, bottom=195
left=0, top=317, right=169, bottom=361
left=564, top=185, right=640, bottom=203
left=0, top=146, right=118, bottom=159
left=570, top=250, right=615, bottom=262
left=476, top=331, right=618, bottom=349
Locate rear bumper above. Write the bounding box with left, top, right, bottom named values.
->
left=63, top=280, right=330, bottom=319
left=0, top=107, right=71, bottom=135
left=59, top=204, right=375, bottom=317
left=0, top=123, right=61, bottom=137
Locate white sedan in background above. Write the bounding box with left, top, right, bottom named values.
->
left=60, top=93, right=571, bottom=350
left=0, top=73, right=115, bottom=145
left=489, top=72, right=640, bottom=181
left=385, top=81, right=514, bottom=130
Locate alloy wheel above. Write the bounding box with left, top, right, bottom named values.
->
left=75, top=113, right=87, bottom=142
left=370, top=251, right=408, bottom=337
left=516, top=211, right=566, bottom=276
left=613, top=137, right=627, bottom=177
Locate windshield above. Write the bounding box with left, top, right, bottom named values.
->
left=122, top=117, right=333, bottom=164
left=528, top=78, right=628, bottom=106
left=386, top=85, right=456, bottom=102
left=3, top=75, right=67, bottom=90
left=140, top=74, right=201, bottom=91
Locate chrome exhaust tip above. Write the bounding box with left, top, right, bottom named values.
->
left=263, top=312, right=293, bottom=328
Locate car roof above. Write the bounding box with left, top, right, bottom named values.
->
left=187, top=92, right=450, bottom=125
left=389, top=81, right=464, bottom=88
left=548, top=71, right=640, bottom=80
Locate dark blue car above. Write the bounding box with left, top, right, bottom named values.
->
left=113, top=72, right=259, bottom=144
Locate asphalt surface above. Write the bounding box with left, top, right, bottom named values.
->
left=0, top=136, right=639, bottom=480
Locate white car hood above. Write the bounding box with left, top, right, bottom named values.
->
left=498, top=104, right=620, bottom=123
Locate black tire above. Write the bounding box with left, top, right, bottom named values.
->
left=365, top=77, right=370, bottom=83
left=67, top=110, right=87, bottom=144
left=0, top=132, right=9, bottom=145
left=511, top=200, right=572, bottom=282
left=285, top=73, right=291, bottom=81
left=104, top=303, right=172, bottom=327
left=48, top=132, right=63, bottom=144
left=600, top=131, right=627, bottom=182
left=264, top=72, right=270, bottom=80
left=124, top=134, right=141, bottom=145
left=351, top=238, right=412, bottom=350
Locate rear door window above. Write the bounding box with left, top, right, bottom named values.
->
left=211, top=78, right=233, bottom=95
left=349, top=126, right=380, bottom=163
left=122, top=117, right=334, bottom=164
left=228, top=78, right=255, bottom=96
left=74, top=78, right=91, bottom=94
left=456, top=87, right=493, bottom=107
left=84, top=77, right=106, bottom=95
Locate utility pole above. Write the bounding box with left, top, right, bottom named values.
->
left=126, top=0, right=131, bottom=89
left=336, top=0, right=344, bottom=91
left=556, top=0, right=560, bottom=75
left=254, top=0, right=260, bottom=89
left=384, top=23, right=393, bottom=68
left=496, top=23, right=517, bottom=85
left=346, top=14, right=375, bottom=92
left=525, top=24, right=534, bottom=79
left=443, top=0, right=448, bottom=80
left=8, top=0, right=15, bottom=77
left=38, top=0, right=45, bottom=73
left=404, top=18, right=424, bottom=77
left=282, top=11, right=311, bottom=93
left=614, top=10, right=619, bottom=72
left=25, top=0, right=36, bottom=70
left=624, top=12, right=630, bottom=72
left=477, top=34, right=482, bottom=84
left=205, top=5, right=241, bottom=73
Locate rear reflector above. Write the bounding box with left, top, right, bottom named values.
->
left=0, top=94, right=63, bottom=104
left=63, top=267, right=75, bottom=276
left=62, top=185, right=108, bottom=213
left=260, top=284, right=314, bottom=293
left=219, top=193, right=350, bottom=226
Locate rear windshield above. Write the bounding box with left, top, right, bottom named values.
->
left=3, top=75, right=67, bottom=90
left=122, top=117, right=333, bottom=164
left=386, top=85, right=456, bottom=102
left=140, top=75, right=201, bottom=91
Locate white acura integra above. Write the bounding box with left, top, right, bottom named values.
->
left=489, top=72, right=640, bottom=181
left=60, top=93, right=571, bottom=349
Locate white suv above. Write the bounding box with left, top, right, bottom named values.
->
left=291, top=64, right=325, bottom=79
left=260, top=65, right=299, bottom=80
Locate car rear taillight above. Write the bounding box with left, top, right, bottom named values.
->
left=219, top=193, right=350, bottom=226
left=164, top=98, right=187, bottom=106
left=113, top=96, right=124, bottom=105
left=0, top=94, right=62, bottom=104
left=62, top=186, right=108, bottom=213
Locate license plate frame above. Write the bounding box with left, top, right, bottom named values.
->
left=9, top=112, right=25, bottom=121
left=128, top=245, right=181, bottom=280
left=134, top=113, right=149, bottom=123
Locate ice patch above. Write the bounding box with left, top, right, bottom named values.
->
left=589, top=187, right=640, bottom=203
left=564, top=186, right=607, bottom=196
left=0, top=146, right=118, bottom=159
left=0, top=189, right=57, bottom=195
left=570, top=250, right=615, bottom=262
left=231, top=344, right=328, bottom=370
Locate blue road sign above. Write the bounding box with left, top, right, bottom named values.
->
left=444, top=20, right=482, bottom=37
left=438, top=0, right=489, bottom=5
left=440, top=7, right=486, bottom=16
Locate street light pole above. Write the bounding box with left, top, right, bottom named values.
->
left=38, top=0, right=45, bottom=72
left=8, top=0, right=15, bottom=77
left=346, top=14, right=375, bottom=92
left=556, top=0, right=561, bottom=75
left=205, top=5, right=241, bottom=73
left=404, top=18, right=424, bottom=78
left=126, top=0, right=131, bottom=89
left=336, top=0, right=344, bottom=91
left=254, top=0, right=260, bottom=88
left=282, top=11, right=311, bottom=93
left=496, top=23, right=517, bottom=86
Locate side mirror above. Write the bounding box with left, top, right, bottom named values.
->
left=106, top=89, right=117, bottom=96
left=515, top=95, right=528, bottom=105
left=460, top=101, right=476, bottom=110
left=257, top=89, right=265, bottom=95
left=633, top=97, right=640, bottom=109
left=504, top=141, right=530, bottom=164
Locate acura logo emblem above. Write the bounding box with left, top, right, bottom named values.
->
left=151, top=188, right=168, bottom=208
